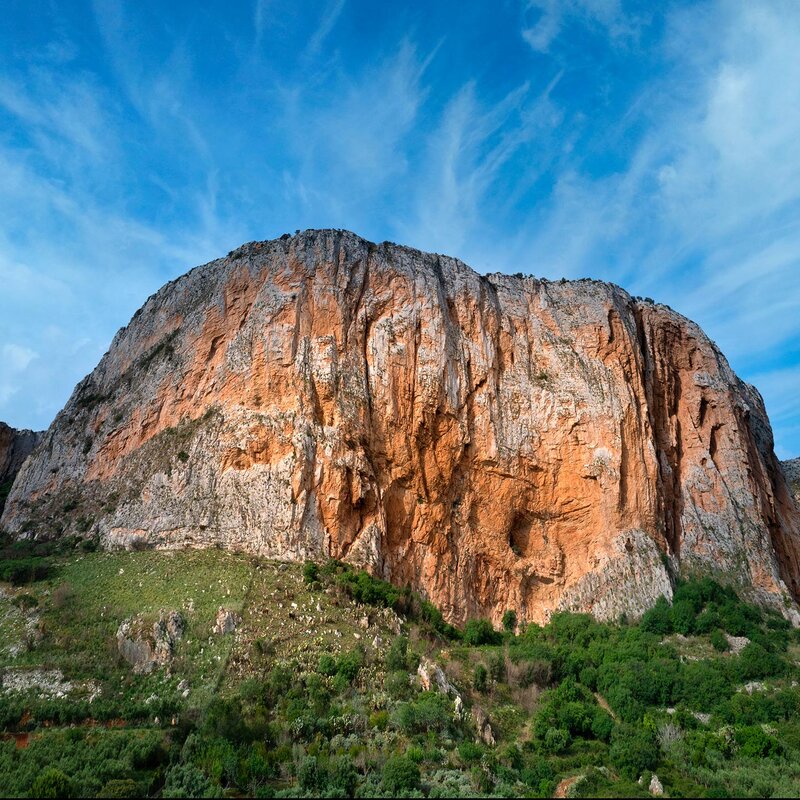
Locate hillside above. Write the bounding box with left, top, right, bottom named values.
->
left=3, top=230, right=800, bottom=626
left=2, top=539, right=800, bottom=797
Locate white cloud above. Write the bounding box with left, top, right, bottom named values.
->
left=306, top=0, right=346, bottom=57
left=521, top=0, right=631, bottom=53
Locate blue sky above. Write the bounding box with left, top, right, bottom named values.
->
left=1, top=1, right=799, bottom=458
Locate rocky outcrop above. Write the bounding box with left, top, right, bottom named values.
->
left=3, top=230, right=800, bottom=625
left=116, top=610, right=184, bottom=673
left=783, top=459, right=800, bottom=505
left=213, top=607, right=239, bottom=636
left=0, top=423, right=42, bottom=512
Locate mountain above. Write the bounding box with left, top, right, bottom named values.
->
left=0, top=422, right=42, bottom=512
left=2, top=229, right=799, bottom=625
left=784, top=459, right=800, bottom=505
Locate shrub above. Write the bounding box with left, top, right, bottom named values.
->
left=303, top=561, right=319, bottom=585
left=394, top=691, right=453, bottom=734
left=542, top=727, right=570, bottom=754
left=670, top=599, right=697, bottom=635
left=162, top=763, right=214, bottom=798
left=502, top=610, right=518, bottom=632
left=318, top=653, right=337, bottom=676
left=328, top=756, right=358, bottom=796
left=99, top=779, right=140, bottom=798
left=463, top=618, right=502, bottom=646
left=735, top=725, right=781, bottom=758
left=458, top=741, right=484, bottom=763
left=298, top=756, right=322, bottom=792
left=489, top=652, right=506, bottom=683
left=52, top=583, right=74, bottom=608
left=473, top=663, right=488, bottom=692
left=710, top=629, right=729, bottom=652
left=0, top=557, right=52, bottom=584
left=640, top=596, right=673, bottom=635
left=382, top=755, right=421, bottom=794
left=386, top=635, right=416, bottom=672
left=736, top=642, right=783, bottom=681
left=336, top=650, right=363, bottom=683
left=31, top=768, right=74, bottom=798
left=609, top=724, right=659, bottom=780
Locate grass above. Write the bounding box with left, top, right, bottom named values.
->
left=1, top=549, right=254, bottom=712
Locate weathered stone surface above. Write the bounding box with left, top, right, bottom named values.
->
left=213, top=607, right=239, bottom=636
left=3, top=230, right=800, bottom=625
left=784, top=459, right=800, bottom=505
left=472, top=705, right=496, bottom=746
left=0, top=422, right=42, bottom=512
left=117, top=610, right=184, bottom=673
left=649, top=774, right=664, bottom=796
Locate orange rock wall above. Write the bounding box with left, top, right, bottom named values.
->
left=3, top=230, right=799, bottom=625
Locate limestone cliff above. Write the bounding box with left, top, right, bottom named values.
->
left=3, top=230, right=799, bottom=625
left=0, top=422, right=42, bottom=512
left=784, top=459, right=800, bottom=506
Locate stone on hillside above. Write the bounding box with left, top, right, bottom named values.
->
left=649, top=774, right=664, bottom=796
left=472, top=706, right=496, bottom=746
left=213, top=607, right=240, bottom=635
left=117, top=610, right=185, bottom=674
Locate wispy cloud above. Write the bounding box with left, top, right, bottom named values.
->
left=1, top=1, right=799, bottom=456
left=521, top=0, right=634, bottom=53
left=305, top=0, right=346, bottom=57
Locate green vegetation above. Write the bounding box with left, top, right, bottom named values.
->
left=2, top=537, right=800, bottom=797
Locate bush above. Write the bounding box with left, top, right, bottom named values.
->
left=99, top=779, right=140, bottom=798
left=609, top=724, right=659, bottom=780
left=0, top=557, right=52, bottom=585
left=671, top=598, right=697, bottom=635
left=710, top=629, right=729, bottom=652
left=382, top=755, right=420, bottom=794
left=303, top=561, right=319, bottom=585
left=502, top=610, right=518, bottom=632
left=463, top=619, right=502, bottom=646
left=387, top=636, right=416, bottom=672
left=473, top=663, right=488, bottom=692
left=542, top=727, right=570, bottom=754
left=394, top=691, right=453, bottom=734
left=318, top=653, right=337, bottom=676
left=162, top=763, right=214, bottom=798
left=31, top=768, right=74, bottom=798
left=640, top=596, right=673, bottom=635
left=328, top=756, right=358, bottom=796
left=736, top=642, right=783, bottom=681
left=52, top=583, right=74, bottom=608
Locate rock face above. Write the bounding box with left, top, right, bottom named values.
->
left=116, top=610, right=185, bottom=674
left=2, top=230, right=800, bottom=625
left=783, top=459, right=800, bottom=505
left=0, top=422, right=42, bottom=511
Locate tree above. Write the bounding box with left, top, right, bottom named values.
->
left=640, top=596, right=673, bottom=635
left=502, top=609, right=518, bottom=633
left=463, top=618, right=502, bottom=646
left=382, top=755, right=421, bottom=794
left=609, top=724, right=659, bottom=780
left=31, top=768, right=74, bottom=799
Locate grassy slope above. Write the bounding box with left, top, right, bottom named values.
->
left=1, top=548, right=800, bottom=797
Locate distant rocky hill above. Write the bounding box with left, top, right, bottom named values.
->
left=0, top=422, right=42, bottom=512
left=2, top=230, right=799, bottom=625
